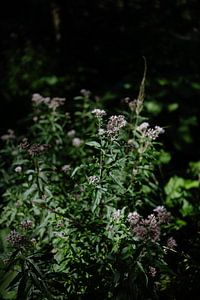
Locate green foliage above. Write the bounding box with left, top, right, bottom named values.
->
left=165, top=175, right=199, bottom=217
left=0, top=86, right=192, bottom=299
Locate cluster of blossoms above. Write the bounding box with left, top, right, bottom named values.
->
left=106, top=115, right=127, bottom=138
left=91, top=110, right=126, bottom=138
left=137, top=122, right=165, bottom=140
left=19, top=138, right=50, bottom=156
left=127, top=211, right=140, bottom=225
left=166, top=237, right=177, bottom=250
left=66, top=130, right=83, bottom=148
left=112, top=209, right=121, bottom=220
left=92, top=109, right=107, bottom=118
left=6, top=230, right=28, bottom=247
left=32, top=93, right=65, bottom=110
left=15, top=166, right=22, bottom=173
left=149, top=266, right=157, bottom=278
left=146, top=126, right=165, bottom=140
left=48, top=97, right=66, bottom=110
left=98, top=128, right=105, bottom=136
left=137, top=122, right=149, bottom=131
left=61, top=164, right=71, bottom=173
left=72, top=137, right=83, bottom=147
left=127, top=207, right=172, bottom=242
left=80, top=89, right=91, bottom=97
left=21, top=220, right=33, bottom=230
left=32, top=93, right=50, bottom=105
left=27, top=144, right=50, bottom=156
left=88, top=175, right=100, bottom=185
left=123, top=97, right=143, bottom=114
left=1, top=129, right=15, bottom=141
left=67, top=129, right=76, bottom=138
left=153, top=206, right=171, bottom=224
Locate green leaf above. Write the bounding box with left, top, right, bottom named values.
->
left=180, top=199, right=194, bottom=216
left=16, top=273, right=28, bottom=300
left=23, top=184, right=37, bottom=198
left=71, top=165, right=83, bottom=177
left=30, top=271, right=53, bottom=300
left=158, top=151, right=171, bottom=164
left=164, top=176, right=185, bottom=198
left=0, top=270, right=18, bottom=293
left=114, top=271, right=120, bottom=284
left=27, top=259, right=43, bottom=278
left=191, top=82, right=200, bottom=90
left=109, top=172, right=124, bottom=189
left=136, top=261, right=148, bottom=286
left=0, top=228, right=10, bottom=252
left=85, top=141, right=101, bottom=149
left=168, top=103, right=179, bottom=112
left=184, top=180, right=199, bottom=189
left=44, top=75, right=58, bottom=86
left=92, top=189, right=102, bottom=212
left=145, top=101, right=162, bottom=115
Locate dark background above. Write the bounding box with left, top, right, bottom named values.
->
left=0, top=0, right=199, bottom=169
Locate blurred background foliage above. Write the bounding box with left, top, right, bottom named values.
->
left=0, top=0, right=199, bottom=178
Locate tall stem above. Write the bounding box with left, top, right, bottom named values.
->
left=34, top=157, right=43, bottom=198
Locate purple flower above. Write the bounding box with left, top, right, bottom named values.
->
left=6, top=230, right=27, bottom=247
left=67, top=129, right=76, bottom=138
left=167, top=237, right=177, bottom=250
left=127, top=212, right=140, bottom=225
left=15, top=166, right=22, bottom=173
left=146, top=126, right=165, bottom=140
left=133, top=224, right=148, bottom=239
left=144, top=214, right=160, bottom=241
left=149, top=266, right=157, bottom=278
left=137, top=122, right=149, bottom=131
left=92, top=109, right=107, bottom=118
left=128, top=212, right=161, bottom=242
left=72, top=137, right=83, bottom=147
left=153, top=206, right=171, bottom=224
left=21, top=220, right=33, bottom=230
left=106, top=115, right=127, bottom=138
left=112, top=209, right=121, bottom=220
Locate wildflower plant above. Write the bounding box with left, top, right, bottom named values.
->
left=0, top=74, right=179, bottom=299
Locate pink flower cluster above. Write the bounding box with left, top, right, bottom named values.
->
left=153, top=206, right=171, bottom=224
left=106, top=115, right=127, bottom=138
left=6, top=230, right=27, bottom=247
left=128, top=206, right=171, bottom=242
left=1, top=129, right=15, bottom=141
left=21, top=220, right=33, bottom=230
left=92, top=109, right=107, bottom=118
left=32, top=94, right=65, bottom=110
left=167, top=237, right=177, bottom=250
left=137, top=122, right=165, bottom=140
